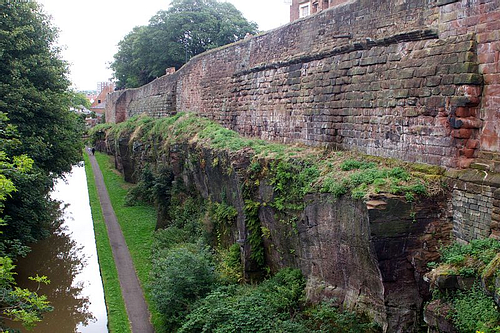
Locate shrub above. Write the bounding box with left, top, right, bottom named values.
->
left=152, top=227, right=191, bottom=257
left=321, top=177, right=348, bottom=197
left=178, top=268, right=380, bottom=333
left=269, top=161, right=319, bottom=212
left=178, top=268, right=306, bottom=333
left=441, top=239, right=500, bottom=266
left=208, top=200, right=238, bottom=246
left=451, top=285, right=500, bottom=333
left=340, top=159, right=376, bottom=171
left=216, top=243, right=243, bottom=284
left=150, top=244, right=218, bottom=331
left=303, top=300, right=381, bottom=333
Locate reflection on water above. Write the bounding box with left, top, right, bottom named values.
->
left=10, top=164, right=108, bottom=333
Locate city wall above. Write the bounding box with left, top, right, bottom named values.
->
left=105, top=0, right=500, bottom=242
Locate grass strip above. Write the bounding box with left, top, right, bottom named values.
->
left=93, top=152, right=163, bottom=330
left=83, top=153, right=131, bottom=333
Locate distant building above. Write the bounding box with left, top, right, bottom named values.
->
left=290, top=0, right=350, bottom=22
left=97, top=82, right=111, bottom=94
left=91, top=82, right=115, bottom=115
left=86, top=93, right=97, bottom=105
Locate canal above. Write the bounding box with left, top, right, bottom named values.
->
left=11, top=164, right=108, bottom=332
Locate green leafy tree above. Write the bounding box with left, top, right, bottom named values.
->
left=69, top=90, right=91, bottom=109
left=0, top=257, right=52, bottom=330
left=111, top=0, right=258, bottom=89
left=0, top=0, right=83, bottom=250
left=0, top=113, right=53, bottom=331
left=0, top=0, right=83, bottom=178
left=150, top=244, right=218, bottom=331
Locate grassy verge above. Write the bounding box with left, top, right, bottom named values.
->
left=83, top=153, right=131, bottom=333
left=93, top=152, right=163, bottom=330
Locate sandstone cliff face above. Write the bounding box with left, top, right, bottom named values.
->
left=99, top=128, right=451, bottom=332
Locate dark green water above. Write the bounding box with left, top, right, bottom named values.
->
left=9, top=165, right=108, bottom=333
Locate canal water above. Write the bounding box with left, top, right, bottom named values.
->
left=10, top=164, right=108, bottom=332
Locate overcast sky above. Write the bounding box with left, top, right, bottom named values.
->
left=37, top=0, right=291, bottom=91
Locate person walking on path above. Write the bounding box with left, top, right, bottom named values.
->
left=91, top=147, right=95, bottom=155
left=86, top=149, right=154, bottom=333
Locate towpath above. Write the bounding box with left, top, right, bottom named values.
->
left=87, top=150, right=154, bottom=333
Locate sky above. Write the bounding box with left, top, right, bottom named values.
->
left=37, top=0, right=291, bottom=91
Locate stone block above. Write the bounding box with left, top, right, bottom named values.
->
left=454, top=73, right=484, bottom=85
left=425, top=76, right=442, bottom=87
left=415, top=66, right=437, bottom=77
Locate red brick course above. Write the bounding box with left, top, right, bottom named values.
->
left=105, top=0, right=500, bottom=169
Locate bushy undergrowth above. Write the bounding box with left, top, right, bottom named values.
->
left=427, top=239, right=500, bottom=332
left=176, top=267, right=379, bottom=333
left=432, top=238, right=500, bottom=277
left=451, top=285, right=500, bottom=333
left=151, top=243, right=218, bottom=331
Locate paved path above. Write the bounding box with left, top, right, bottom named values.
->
left=87, top=150, right=154, bottom=333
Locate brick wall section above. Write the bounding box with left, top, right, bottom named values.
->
left=451, top=182, right=494, bottom=241
left=106, top=0, right=499, bottom=170
left=447, top=167, right=500, bottom=242
left=492, top=188, right=500, bottom=238
left=434, top=0, right=500, bottom=156
left=106, top=72, right=178, bottom=121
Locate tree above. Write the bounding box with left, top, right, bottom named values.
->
left=0, top=113, right=53, bottom=330
left=69, top=90, right=91, bottom=109
left=151, top=244, right=218, bottom=331
left=0, top=1, right=83, bottom=329
left=111, top=0, right=258, bottom=89
left=0, top=0, right=84, bottom=251
left=0, top=256, right=52, bottom=330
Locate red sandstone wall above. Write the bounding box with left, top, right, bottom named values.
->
left=435, top=0, right=500, bottom=155
left=106, top=0, right=500, bottom=169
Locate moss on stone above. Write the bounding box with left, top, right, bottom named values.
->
left=92, top=113, right=442, bottom=204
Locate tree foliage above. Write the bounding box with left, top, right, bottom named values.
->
left=0, top=0, right=83, bottom=251
left=111, top=0, right=258, bottom=89
left=151, top=244, right=218, bottom=331
left=0, top=113, right=53, bottom=330
left=0, top=1, right=85, bottom=330
left=0, top=257, right=52, bottom=330
left=69, top=90, right=91, bottom=109
left=0, top=0, right=83, bottom=178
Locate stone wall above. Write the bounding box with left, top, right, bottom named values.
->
left=106, top=0, right=500, bottom=170
left=448, top=166, right=500, bottom=241
left=104, top=0, right=500, bottom=243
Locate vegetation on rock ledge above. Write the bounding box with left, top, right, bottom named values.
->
left=90, top=113, right=441, bottom=204
left=426, top=239, right=500, bottom=333
left=90, top=116, right=385, bottom=332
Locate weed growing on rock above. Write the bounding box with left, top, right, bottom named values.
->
left=451, top=284, right=500, bottom=333
left=426, top=239, right=500, bottom=333
left=92, top=113, right=439, bottom=203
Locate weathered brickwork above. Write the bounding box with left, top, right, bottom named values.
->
left=492, top=188, right=500, bottom=238
left=105, top=0, right=500, bottom=242
left=452, top=183, right=494, bottom=241
left=435, top=0, right=500, bottom=154
left=107, top=72, right=178, bottom=122
left=107, top=0, right=500, bottom=170
left=447, top=165, right=500, bottom=241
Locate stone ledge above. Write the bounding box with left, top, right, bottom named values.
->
left=233, top=29, right=439, bottom=77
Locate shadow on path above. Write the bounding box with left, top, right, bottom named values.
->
left=86, top=149, right=154, bottom=333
